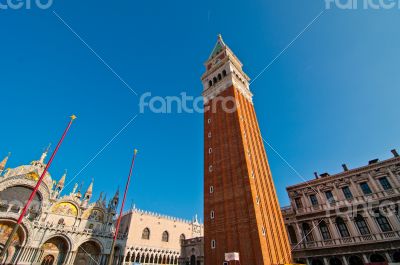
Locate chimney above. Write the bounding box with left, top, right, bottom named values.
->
left=342, top=164, right=349, bottom=171
left=391, top=149, right=399, bottom=158
left=314, top=172, right=319, bottom=179
left=369, top=159, right=379, bottom=165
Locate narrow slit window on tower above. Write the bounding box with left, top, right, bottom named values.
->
left=209, top=148, right=212, bottom=154
left=262, top=227, right=266, bottom=236
left=209, top=165, right=213, bottom=172
left=208, top=80, right=212, bottom=87
left=251, top=171, right=255, bottom=179
left=218, top=74, right=222, bottom=80
left=210, top=210, right=215, bottom=219
left=256, top=196, right=260, bottom=205
left=207, top=118, right=211, bottom=124
left=210, top=186, right=214, bottom=194
left=211, top=240, right=216, bottom=249
left=213, top=77, right=217, bottom=84
left=222, top=70, right=227, bottom=77
left=208, top=132, right=212, bottom=138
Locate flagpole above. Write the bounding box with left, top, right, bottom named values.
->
left=107, top=149, right=138, bottom=265
left=0, top=115, right=77, bottom=263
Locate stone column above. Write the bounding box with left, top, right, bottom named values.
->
left=323, top=257, right=329, bottom=265
left=311, top=220, right=323, bottom=242
left=387, top=169, right=400, bottom=187
left=384, top=252, right=392, bottom=263
left=342, top=256, right=349, bottom=265
left=362, top=254, right=369, bottom=263
left=364, top=214, right=380, bottom=235
left=328, top=218, right=340, bottom=239
left=345, top=215, right=358, bottom=237
left=367, top=174, right=380, bottom=193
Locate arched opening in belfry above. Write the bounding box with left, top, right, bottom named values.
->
left=73, top=240, right=102, bottom=265
left=40, top=236, right=69, bottom=265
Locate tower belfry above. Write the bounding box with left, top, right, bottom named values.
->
left=202, top=35, right=292, bottom=265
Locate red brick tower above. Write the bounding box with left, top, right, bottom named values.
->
left=202, top=35, right=292, bottom=265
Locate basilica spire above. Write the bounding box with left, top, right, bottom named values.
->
left=0, top=153, right=10, bottom=175
left=39, top=144, right=51, bottom=164
left=56, top=170, right=67, bottom=191
left=84, top=178, right=94, bottom=201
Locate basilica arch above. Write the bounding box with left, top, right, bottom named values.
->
left=39, top=235, right=70, bottom=265
left=0, top=219, right=28, bottom=264
left=73, top=240, right=102, bottom=265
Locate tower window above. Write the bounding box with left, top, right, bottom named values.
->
left=209, top=165, right=213, bottom=172
left=207, top=119, right=211, bottom=124
left=256, top=196, right=260, bottom=205
left=210, top=211, right=215, bottom=219
left=208, top=132, right=212, bottom=138
left=208, top=80, right=212, bottom=87
left=210, top=186, right=214, bottom=194
left=262, top=227, right=266, bottom=236
left=209, top=148, right=212, bottom=154
left=213, top=77, right=217, bottom=84
left=222, top=70, right=227, bottom=77
left=211, top=240, right=216, bottom=249
left=218, top=74, right=222, bottom=80
left=251, top=171, right=255, bottom=179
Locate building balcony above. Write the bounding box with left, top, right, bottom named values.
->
left=292, top=188, right=400, bottom=216
left=291, top=231, right=400, bottom=250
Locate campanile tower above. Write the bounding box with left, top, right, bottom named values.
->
left=202, top=35, right=292, bottom=265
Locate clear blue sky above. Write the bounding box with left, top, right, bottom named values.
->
left=1, top=0, right=399, bottom=220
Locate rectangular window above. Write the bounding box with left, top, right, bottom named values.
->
left=319, top=224, right=331, bottom=240
left=325, top=191, right=335, bottom=203
left=309, top=194, right=318, bottom=206
left=379, top=177, right=392, bottom=191
left=294, top=198, right=303, bottom=209
left=360, top=182, right=372, bottom=195
left=355, top=216, right=370, bottom=235
left=342, top=186, right=353, bottom=199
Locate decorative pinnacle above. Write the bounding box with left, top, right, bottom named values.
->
left=70, top=114, right=77, bottom=121
left=217, top=33, right=222, bottom=40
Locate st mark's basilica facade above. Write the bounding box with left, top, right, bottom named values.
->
left=0, top=150, right=204, bottom=265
